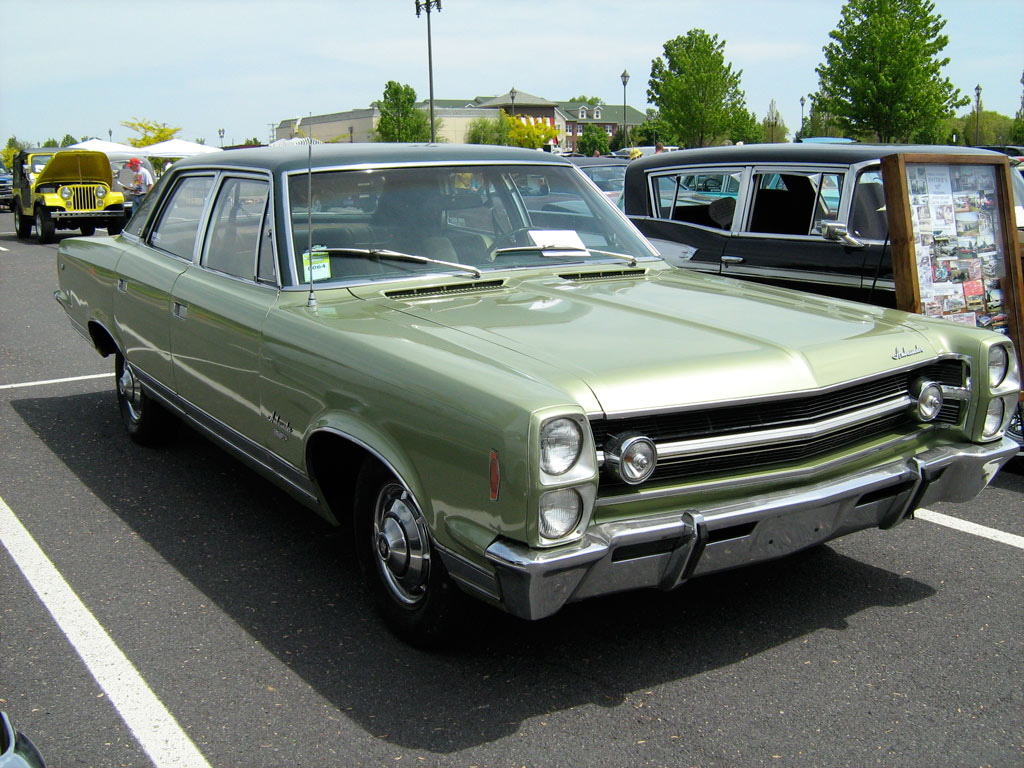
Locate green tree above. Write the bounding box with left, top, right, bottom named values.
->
left=465, top=113, right=509, bottom=145
left=570, top=95, right=603, bottom=106
left=1011, top=69, right=1024, bottom=144
left=121, top=118, right=181, bottom=147
left=630, top=110, right=677, bottom=146
left=59, top=134, right=79, bottom=147
left=577, top=124, right=609, bottom=156
left=3, top=136, right=28, bottom=170
left=730, top=108, right=766, bottom=145
left=374, top=81, right=432, bottom=142
left=42, top=137, right=60, bottom=147
left=648, top=29, right=748, bottom=148
left=761, top=99, right=789, bottom=142
left=813, top=0, right=968, bottom=143
left=802, top=100, right=845, bottom=138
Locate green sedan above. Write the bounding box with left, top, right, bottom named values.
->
left=55, top=144, right=1021, bottom=644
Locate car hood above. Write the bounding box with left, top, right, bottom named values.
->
left=35, top=150, right=113, bottom=186
left=350, top=267, right=943, bottom=416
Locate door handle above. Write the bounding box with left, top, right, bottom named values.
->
left=117, top=278, right=128, bottom=292
left=721, top=255, right=744, bottom=264
left=172, top=301, right=188, bottom=319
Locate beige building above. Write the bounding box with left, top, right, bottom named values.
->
left=277, top=105, right=503, bottom=145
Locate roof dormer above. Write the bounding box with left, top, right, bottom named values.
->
left=578, top=106, right=587, bottom=120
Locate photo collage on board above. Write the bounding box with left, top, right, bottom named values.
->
left=909, top=164, right=1008, bottom=334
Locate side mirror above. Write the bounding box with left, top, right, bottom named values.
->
left=821, top=221, right=865, bottom=249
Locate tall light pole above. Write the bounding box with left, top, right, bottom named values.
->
left=415, top=0, right=441, bottom=143
left=621, top=69, right=630, bottom=149
left=974, top=84, right=982, bottom=145
left=218, top=128, right=225, bottom=147
left=799, top=95, right=806, bottom=137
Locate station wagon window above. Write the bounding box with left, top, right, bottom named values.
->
left=747, top=171, right=843, bottom=236
left=149, top=175, right=215, bottom=261
left=203, top=177, right=270, bottom=280
left=650, top=169, right=742, bottom=230
left=848, top=168, right=888, bottom=241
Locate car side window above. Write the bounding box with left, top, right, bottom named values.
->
left=849, top=168, right=888, bottom=241
left=748, top=171, right=843, bottom=236
left=650, top=169, right=741, bottom=230
left=203, top=177, right=271, bottom=280
left=149, top=175, right=215, bottom=261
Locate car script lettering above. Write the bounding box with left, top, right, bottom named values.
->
left=892, top=345, right=925, bottom=360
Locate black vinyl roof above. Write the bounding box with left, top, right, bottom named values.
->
left=170, top=143, right=573, bottom=175
left=623, top=143, right=1009, bottom=215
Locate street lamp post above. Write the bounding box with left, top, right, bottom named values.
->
left=508, top=87, right=517, bottom=146
left=415, top=0, right=442, bottom=143
left=218, top=128, right=225, bottom=147
left=974, top=84, right=982, bottom=145
left=621, top=69, right=629, bottom=149
left=799, top=95, right=806, bottom=137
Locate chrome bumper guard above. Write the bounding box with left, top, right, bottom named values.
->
left=479, top=438, right=1018, bottom=620
left=52, top=210, right=118, bottom=219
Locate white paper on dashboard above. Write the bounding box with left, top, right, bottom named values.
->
left=528, top=230, right=588, bottom=251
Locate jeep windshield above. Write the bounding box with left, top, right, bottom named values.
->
left=286, top=163, right=657, bottom=285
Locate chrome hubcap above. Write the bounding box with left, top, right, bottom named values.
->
left=118, top=361, right=143, bottom=422
left=373, top=483, right=430, bottom=605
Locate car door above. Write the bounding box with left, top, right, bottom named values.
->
left=113, top=173, right=216, bottom=392
left=721, top=164, right=892, bottom=306
left=169, top=174, right=278, bottom=441
left=628, top=166, right=745, bottom=272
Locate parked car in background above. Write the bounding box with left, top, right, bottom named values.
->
left=11, top=149, right=126, bottom=242
left=0, top=159, right=13, bottom=209
left=567, top=155, right=629, bottom=204
left=55, top=143, right=1020, bottom=643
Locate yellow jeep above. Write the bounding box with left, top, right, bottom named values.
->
left=12, top=149, right=127, bottom=243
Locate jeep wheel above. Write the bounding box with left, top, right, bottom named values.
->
left=35, top=208, right=56, bottom=244
left=14, top=207, right=32, bottom=239
left=354, top=462, right=462, bottom=645
left=115, top=353, right=173, bottom=446
left=107, top=220, right=124, bottom=236
left=80, top=224, right=96, bottom=237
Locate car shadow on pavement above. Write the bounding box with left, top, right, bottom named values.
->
left=12, top=390, right=938, bottom=753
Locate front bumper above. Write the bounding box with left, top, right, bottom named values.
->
left=477, top=438, right=1017, bottom=620
left=50, top=209, right=123, bottom=220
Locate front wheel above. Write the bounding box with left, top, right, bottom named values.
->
left=80, top=224, right=96, bottom=237
left=14, top=206, right=32, bottom=238
left=354, top=462, right=461, bottom=644
left=115, top=353, right=172, bottom=445
left=35, top=208, right=56, bottom=244
left=1008, top=401, right=1023, bottom=450
left=107, top=219, right=124, bottom=236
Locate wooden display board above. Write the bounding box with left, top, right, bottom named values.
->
left=881, top=153, right=1024, bottom=373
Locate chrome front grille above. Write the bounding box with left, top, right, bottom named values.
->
left=65, top=185, right=102, bottom=211
left=592, top=359, right=967, bottom=486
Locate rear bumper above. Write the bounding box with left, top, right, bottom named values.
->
left=478, top=438, right=1017, bottom=620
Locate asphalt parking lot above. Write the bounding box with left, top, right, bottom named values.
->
left=1, top=212, right=1022, bottom=768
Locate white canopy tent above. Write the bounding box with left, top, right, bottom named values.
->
left=270, top=137, right=323, bottom=146
left=69, top=138, right=149, bottom=156
left=143, top=139, right=223, bottom=158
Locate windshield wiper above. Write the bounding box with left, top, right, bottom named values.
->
left=493, top=244, right=637, bottom=267
left=313, top=247, right=482, bottom=278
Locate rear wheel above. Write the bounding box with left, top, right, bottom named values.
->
left=14, top=206, right=32, bottom=238
left=115, top=353, right=172, bottom=445
left=35, top=208, right=55, bottom=244
left=354, top=462, right=461, bottom=644
left=107, top=219, right=124, bottom=236
left=80, top=224, right=96, bottom=237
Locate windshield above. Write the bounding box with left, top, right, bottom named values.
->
left=286, top=163, right=656, bottom=286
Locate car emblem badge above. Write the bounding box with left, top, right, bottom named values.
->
left=892, top=345, right=924, bottom=360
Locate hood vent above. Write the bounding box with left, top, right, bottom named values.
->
left=385, top=279, right=506, bottom=300
left=560, top=269, right=646, bottom=282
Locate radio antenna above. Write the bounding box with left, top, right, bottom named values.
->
left=305, top=114, right=317, bottom=308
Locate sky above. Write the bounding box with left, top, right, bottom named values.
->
left=2, top=0, right=1021, bottom=148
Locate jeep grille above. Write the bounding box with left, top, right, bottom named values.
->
left=592, top=359, right=967, bottom=487
left=64, top=185, right=104, bottom=211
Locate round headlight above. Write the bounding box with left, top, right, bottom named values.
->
left=95, top=185, right=107, bottom=199
left=988, top=345, right=1008, bottom=389
left=60, top=186, right=72, bottom=200
left=983, top=398, right=1006, bottom=439
left=608, top=434, right=657, bottom=484
left=540, top=417, right=582, bottom=475
left=539, top=488, right=582, bottom=539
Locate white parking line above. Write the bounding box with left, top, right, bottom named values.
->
left=917, top=507, right=1024, bottom=550
left=0, top=495, right=212, bottom=768
left=0, top=373, right=113, bottom=391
